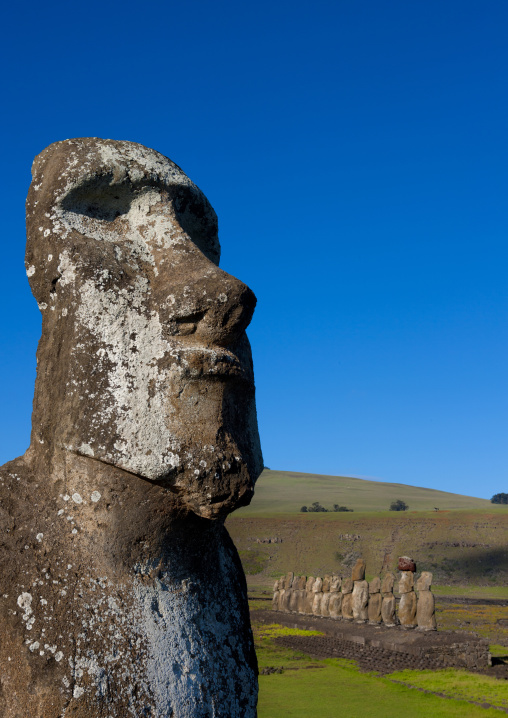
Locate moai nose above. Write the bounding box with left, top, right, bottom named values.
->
left=153, top=247, right=257, bottom=348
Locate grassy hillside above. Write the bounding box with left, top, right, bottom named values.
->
left=227, top=510, right=508, bottom=587
left=226, top=470, right=508, bottom=587
left=234, top=469, right=494, bottom=515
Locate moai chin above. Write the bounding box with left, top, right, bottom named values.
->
left=0, top=139, right=264, bottom=717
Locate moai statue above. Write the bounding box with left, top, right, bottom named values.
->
left=312, top=576, right=324, bottom=615
left=272, top=578, right=281, bottom=610
left=281, top=572, right=294, bottom=611
left=341, top=577, right=354, bottom=620
left=398, top=557, right=417, bottom=628
left=289, top=576, right=300, bottom=612
left=320, top=574, right=332, bottom=616
left=321, top=590, right=331, bottom=617
left=322, top=574, right=332, bottom=592
left=329, top=576, right=343, bottom=618
left=277, top=578, right=286, bottom=611
left=304, top=576, right=315, bottom=614
left=381, top=572, right=397, bottom=626
left=352, top=580, right=369, bottom=622
left=289, top=575, right=305, bottom=612
left=295, top=575, right=308, bottom=614
left=330, top=574, right=342, bottom=593
left=416, top=571, right=437, bottom=631
left=351, top=558, right=366, bottom=581
left=368, top=577, right=382, bottom=624
left=0, top=139, right=264, bottom=717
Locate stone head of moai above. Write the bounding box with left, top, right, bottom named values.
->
left=25, top=138, right=263, bottom=518
left=0, top=139, right=263, bottom=717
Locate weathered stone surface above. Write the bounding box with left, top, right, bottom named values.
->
left=399, top=591, right=417, bottom=627
left=330, top=575, right=342, bottom=593
left=341, top=592, right=354, bottom=620
left=281, top=589, right=292, bottom=611
left=296, top=575, right=307, bottom=590
left=399, top=570, right=415, bottom=594
left=369, top=577, right=381, bottom=594
left=272, top=591, right=280, bottom=610
left=416, top=571, right=433, bottom=592
left=312, top=592, right=323, bottom=616
left=304, top=589, right=315, bottom=614
left=273, top=580, right=280, bottom=593
left=296, top=589, right=307, bottom=614
left=398, top=556, right=416, bottom=572
left=289, top=589, right=299, bottom=612
left=285, top=572, right=295, bottom=589
left=381, top=594, right=397, bottom=626
left=416, top=591, right=437, bottom=631
left=322, top=574, right=332, bottom=592
left=351, top=558, right=366, bottom=581
left=329, top=592, right=343, bottom=618
left=381, top=572, right=395, bottom=595
left=320, top=592, right=331, bottom=617
left=342, top=577, right=353, bottom=594
left=305, top=576, right=315, bottom=592
left=0, top=139, right=263, bottom=717
left=368, top=592, right=382, bottom=624
left=352, top=580, right=369, bottom=622
left=312, top=577, right=323, bottom=593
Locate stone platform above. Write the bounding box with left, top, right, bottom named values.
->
left=254, top=609, right=491, bottom=672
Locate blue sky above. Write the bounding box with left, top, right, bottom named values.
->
left=1, top=0, right=506, bottom=499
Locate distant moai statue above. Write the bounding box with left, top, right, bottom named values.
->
left=368, top=577, right=382, bottom=624
left=416, top=571, right=437, bottom=630
left=329, top=575, right=343, bottom=618
left=321, top=574, right=332, bottom=616
left=312, top=576, right=324, bottom=615
left=351, top=558, right=368, bottom=622
left=398, top=556, right=417, bottom=628
left=0, top=139, right=263, bottom=717
left=381, top=572, right=397, bottom=626
left=341, top=577, right=354, bottom=620
left=304, top=576, right=316, bottom=613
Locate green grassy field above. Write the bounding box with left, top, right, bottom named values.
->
left=253, top=618, right=507, bottom=717
left=235, top=469, right=496, bottom=515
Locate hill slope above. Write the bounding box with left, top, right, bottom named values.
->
left=234, top=469, right=493, bottom=515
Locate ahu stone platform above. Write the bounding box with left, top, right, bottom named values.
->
left=255, top=610, right=491, bottom=672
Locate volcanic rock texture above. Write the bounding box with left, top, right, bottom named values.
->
left=0, top=138, right=263, bottom=717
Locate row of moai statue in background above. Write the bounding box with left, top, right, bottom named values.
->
left=272, top=556, right=436, bottom=630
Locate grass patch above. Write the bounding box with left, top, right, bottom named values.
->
left=389, top=668, right=508, bottom=711
left=433, top=585, right=508, bottom=600
left=258, top=659, right=503, bottom=717
left=238, top=548, right=269, bottom=574
left=436, top=602, right=508, bottom=645
left=489, top=644, right=508, bottom=658
left=252, top=617, right=504, bottom=717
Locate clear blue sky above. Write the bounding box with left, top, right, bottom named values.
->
left=1, top=0, right=506, bottom=499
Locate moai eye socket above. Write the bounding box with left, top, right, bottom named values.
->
left=61, top=178, right=140, bottom=222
